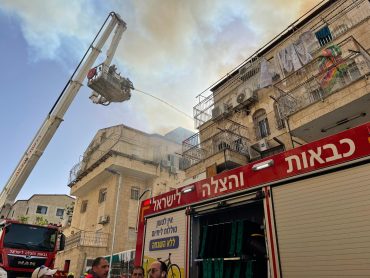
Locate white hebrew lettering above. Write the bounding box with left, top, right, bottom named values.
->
left=285, top=155, right=302, bottom=173
left=166, top=195, right=174, bottom=207
left=202, top=183, right=210, bottom=197
left=323, top=143, right=342, bottom=162
left=301, top=152, right=308, bottom=169
left=211, top=177, right=219, bottom=193
left=228, top=175, right=238, bottom=189
left=308, top=148, right=325, bottom=166
left=340, top=138, right=355, bottom=157
left=219, top=177, right=228, bottom=192
left=154, top=199, right=162, bottom=211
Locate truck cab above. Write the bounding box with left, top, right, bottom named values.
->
left=0, top=220, right=65, bottom=278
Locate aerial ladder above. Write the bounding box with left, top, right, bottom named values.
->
left=0, top=12, right=133, bottom=217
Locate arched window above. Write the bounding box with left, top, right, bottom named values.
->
left=253, top=109, right=270, bottom=139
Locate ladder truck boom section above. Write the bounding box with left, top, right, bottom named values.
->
left=0, top=12, right=132, bottom=216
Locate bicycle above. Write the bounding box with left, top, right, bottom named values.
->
left=157, top=253, right=181, bottom=278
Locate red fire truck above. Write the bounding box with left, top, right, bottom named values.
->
left=135, top=122, right=370, bottom=277
left=0, top=219, right=65, bottom=278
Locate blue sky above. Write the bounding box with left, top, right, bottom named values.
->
left=0, top=0, right=321, bottom=200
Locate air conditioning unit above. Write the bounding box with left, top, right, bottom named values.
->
left=98, top=215, right=110, bottom=224
left=258, top=138, right=269, bottom=151
left=235, top=87, right=256, bottom=106
left=212, top=105, right=225, bottom=119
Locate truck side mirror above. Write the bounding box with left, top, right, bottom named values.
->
left=59, top=233, right=66, bottom=251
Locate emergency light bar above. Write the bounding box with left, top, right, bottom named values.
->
left=182, top=185, right=195, bottom=193
left=252, top=159, right=274, bottom=171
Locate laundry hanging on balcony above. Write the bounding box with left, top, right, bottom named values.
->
left=293, top=36, right=313, bottom=65
left=299, top=30, right=317, bottom=54
left=276, top=32, right=314, bottom=79
left=259, top=58, right=274, bottom=88
left=277, top=44, right=302, bottom=73
left=318, top=44, right=347, bottom=92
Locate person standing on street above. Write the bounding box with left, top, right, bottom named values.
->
left=86, top=257, right=109, bottom=278
left=131, top=266, right=144, bottom=277
left=147, top=261, right=167, bottom=278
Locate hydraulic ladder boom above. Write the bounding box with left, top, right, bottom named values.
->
left=0, top=12, right=129, bottom=217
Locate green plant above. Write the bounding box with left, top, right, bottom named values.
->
left=34, top=216, right=49, bottom=226
left=65, top=201, right=75, bottom=225
left=18, top=215, right=29, bottom=224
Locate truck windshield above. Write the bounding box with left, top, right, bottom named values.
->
left=3, top=223, right=57, bottom=252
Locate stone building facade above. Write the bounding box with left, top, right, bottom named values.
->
left=55, top=124, right=189, bottom=276
left=9, top=194, right=75, bottom=225
left=183, top=0, right=370, bottom=179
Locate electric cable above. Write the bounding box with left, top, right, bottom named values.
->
left=134, top=88, right=193, bottom=120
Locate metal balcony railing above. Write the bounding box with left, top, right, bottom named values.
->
left=182, top=120, right=250, bottom=169
left=274, top=36, right=370, bottom=118
left=192, top=0, right=370, bottom=129
left=65, top=231, right=109, bottom=250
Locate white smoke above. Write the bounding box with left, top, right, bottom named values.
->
left=0, top=0, right=322, bottom=134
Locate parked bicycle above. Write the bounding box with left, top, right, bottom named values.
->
left=157, top=253, right=181, bottom=278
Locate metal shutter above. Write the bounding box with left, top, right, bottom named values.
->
left=272, top=163, right=370, bottom=278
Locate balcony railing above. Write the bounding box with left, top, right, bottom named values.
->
left=275, top=36, right=370, bottom=118
left=192, top=0, right=370, bottom=129
left=182, top=120, right=250, bottom=169
left=65, top=231, right=108, bottom=250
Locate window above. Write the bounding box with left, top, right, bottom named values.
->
left=26, top=207, right=29, bottom=215
left=315, top=25, right=332, bottom=47
left=253, top=109, right=270, bottom=139
left=131, top=187, right=140, bottom=200
left=234, top=138, right=243, bottom=152
left=345, top=61, right=361, bottom=81
left=258, top=119, right=270, bottom=138
left=36, top=206, right=48, bottom=214
left=218, top=141, right=230, bottom=151
left=80, top=201, right=88, bottom=213
left=98, top=188, right=107, bottom=203
left=85, top=259, right=94, bottom=272
left=4, top=224, right=57, bottom=252
left=56, top=209, right=64, bottom=217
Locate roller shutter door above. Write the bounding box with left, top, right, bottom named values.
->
left=272, top=163, right=370, bottom=278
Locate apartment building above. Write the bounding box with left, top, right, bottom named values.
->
left=9, top=194, right=74, bottom=225
left=55, top=124, right=190, bottom=276
left=183, top=0, right=370, bottom=178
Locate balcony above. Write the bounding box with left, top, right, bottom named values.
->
left=193, top=0, right=370, bottom=129
left=182, top=119, right=251, bottom=169
left=275, top=36, right=370, bottom=141
left=193, top=61, right=260, bottom=129
left=65, top=231, right=108, bottom=250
